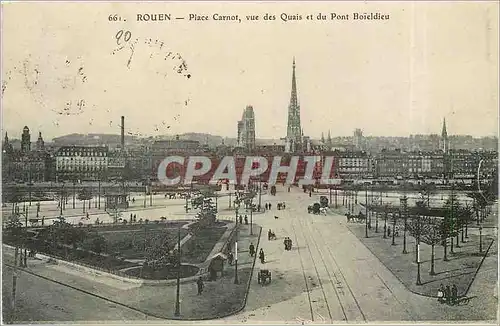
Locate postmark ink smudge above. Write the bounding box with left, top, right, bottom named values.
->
left=111, top=32, right=192, bottom=78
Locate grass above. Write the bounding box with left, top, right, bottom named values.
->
left=100, top=227, right=189, bottom=260
left=181, top=226, right=227, bottom=264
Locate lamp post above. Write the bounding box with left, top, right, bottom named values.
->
left=234, top=200, right=240, bottom=284
left=383, top=204, right=388, bottom=238
left=174, top=226, right=181, bottom=317
left=250, top=200, right=253, bottom=235
left=416, top=242, right=422, bottom=285
left=365, top=185, right=368, bottom=238
left=479, top=226, right=483, bottom=253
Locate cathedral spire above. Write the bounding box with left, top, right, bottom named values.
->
left=286, top=57, right=302, bottom=149
left=441, top=117, right=449, bottom=153
left=441, top=117, right=447, bottom=138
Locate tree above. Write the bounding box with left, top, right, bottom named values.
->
left=5, top=214, right=23, bottom=247
left=91, top=236, right=107, bottom=255
left=420, top=218, right=442, bottom=275
left=145, top=233, right=175, bottom=270
left=419, top=183, right=436, bottom=208
left=77, top=188, right=93, bottom=213
left=407, top=201, right=429, bottom=262
left=457, top=204, right=474, bottom=241
left=440, top=191, right=460, bottom=259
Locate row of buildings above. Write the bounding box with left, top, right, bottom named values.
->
left=2, top=131, right=497, bottom=183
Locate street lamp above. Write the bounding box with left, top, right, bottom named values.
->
left=479, top=226, right=483, bottom=253
left=234, top=199, right=240, bottom=284
left=416, top=242, right=422, bottom=285
left=364, top=185, right=368, bottom=238
left=174, top=226, right=181, bottom=317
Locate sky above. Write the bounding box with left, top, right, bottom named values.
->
left=1, top=1, right=498, bottom=141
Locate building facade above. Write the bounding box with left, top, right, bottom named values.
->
left=55, top=146, right=108, bottom=181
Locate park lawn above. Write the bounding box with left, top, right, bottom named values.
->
left=181, top=226, right=227, bottom=264
left=92, top=221, right=188, bottom=232
left=37, top=243, right=137, bottom=271
left=100, top=227, right=189, bottom=260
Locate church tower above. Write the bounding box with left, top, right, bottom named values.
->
left=3, top=132, right=13, bottom=153
left=21, top=126, right=31, bottom=152
left=441, top=118, right=449, bottom=153
left=286, top=58, right=302, bottom=151
left=36, top=132, right=45, bottom=151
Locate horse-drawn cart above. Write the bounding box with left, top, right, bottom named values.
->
left=257, top=269, right=271, bottom=285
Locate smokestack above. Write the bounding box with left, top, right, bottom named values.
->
left=121, top=116, right=125, bottom=151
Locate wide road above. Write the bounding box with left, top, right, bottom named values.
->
left=225, top=185, right=496, bottom=323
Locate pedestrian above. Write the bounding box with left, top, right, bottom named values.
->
left=283, top=237, right=288, bottom=250
left=387, top=226, right=391, bottom=237
left=451, top=284, right=458, bottom=305
left=249, top=243, right=255, bottom=257
left=438, top=284, right=445, bottom=303
left=283, top=203, right=286, bottom=209
left=197, top=277, right=204, bottom=295
left=244, top=215, right=248, bottom=225
left=445, top=285, right=451, bottom=305
left=269, top=203, right=272, bottom=210
left=259, top=248, right=265, bottom=263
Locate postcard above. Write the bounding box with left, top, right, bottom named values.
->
left=1, top=1, right=498, bottom=324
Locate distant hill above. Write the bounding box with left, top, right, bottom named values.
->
left=52, top=133, right=137, bottom=146
left=47, top=132, right=289, bottom=148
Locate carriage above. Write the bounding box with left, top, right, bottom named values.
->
left=257, top=269, right=271, bottom=285
left=307, top=203, right=321, bottom=214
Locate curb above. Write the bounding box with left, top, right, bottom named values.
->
left=3, top=262, right=163, bottom=320
left=166, top=225, right=262, bottom=321
left=464, top=239, right=495, bottom=297
left=242, top=226, right=262, bottom=308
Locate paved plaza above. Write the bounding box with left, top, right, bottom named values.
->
left=2, top=185, right=498, bottom=323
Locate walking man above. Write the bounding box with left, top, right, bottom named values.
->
left=259, top=248, right=265, bottom=264
left=197, top=277, right=204, bottom=295
left=451, top=284, right=458, bottom=305
left=438, top=284, right=445, bottom=303
left=445, top=285, right=452, bottom=305
left=249, top=243, right=255, bottom=257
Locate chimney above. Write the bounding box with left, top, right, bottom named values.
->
left=121, top=116, right=125, bottom=150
